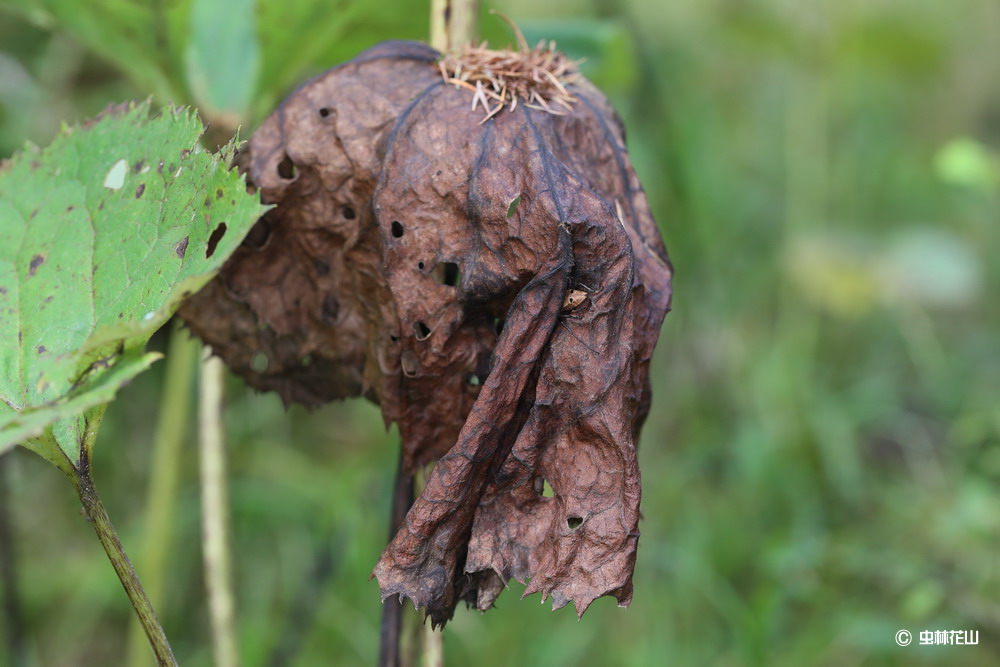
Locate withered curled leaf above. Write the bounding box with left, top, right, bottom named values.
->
left=180, top=39, right=673, bottom=627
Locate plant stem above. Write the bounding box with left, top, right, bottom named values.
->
left=199, top=353, right=240, bottom=667
left=73, top=460, right=177, bottom=666
left=413, top=465, right=443, bottom=667
left=381, top=5, right=482, bottom=666
left=430, top=0, right=479, bottom=52
left=127, top=322, right=199, bottom=667
left=379, top=451, right=414, bottom=667
left=421, top=620, right=443, bottom=667
left=398, top=465, right=444, bottom=667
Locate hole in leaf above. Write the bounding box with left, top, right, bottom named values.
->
left=206, top=222, right=228, bottom=258
left=414, top=321, right=431, bottom=340
left=103, top=158, right=127, bottom=190
left=318, top=107, right=332, bottom=118
left=341, top=205, right=356, bottom=219
left=242, top=214, right=274, bottom=249
left=401, top=350, right=419, bottom=376
left=322, top=294, right=340, bottom=323
left=567, top=516, right=583, bottom=530
left=418, top=261, right=425, bottom=271
left=277, top=154, right=296, bottom=180
left=466, top=373, right=481, bottom=386
left=475, top=353, right=492, bottom=384
left=250, top=352, right=269, bottom=373
left=539, top=478, right=555, bottom=497
left=391, top=220, right=404, bottom=238
left=434, top=262, right=460, bottom=287
left=506, top=194, right=522, bottom=218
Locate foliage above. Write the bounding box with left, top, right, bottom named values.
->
left=0, top=101, right=264, bottom=470
left=1, top=0, right=999, bottom=665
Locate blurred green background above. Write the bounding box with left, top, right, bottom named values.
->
left=1, top=0, right=999, bottom=664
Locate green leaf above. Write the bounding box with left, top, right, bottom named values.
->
left=185, top=0, right=260, bottom=119
left=14, top=351, right=159, bottom=469
left=0, top=100, right=267, bottom=463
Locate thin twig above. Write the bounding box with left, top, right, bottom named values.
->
left=74, top=458, right=177, bottom=666
left=199, top=353, right=240, bottom=667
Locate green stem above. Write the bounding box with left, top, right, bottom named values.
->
left=199, top=354, right=239, bottom=667
left=421, top=622, right=443, bottom=667
left=430, top=0, right=479, bottom=52
left=127, top=323, right=199, bottom=667
left=74, top=461, right=177, bottom=666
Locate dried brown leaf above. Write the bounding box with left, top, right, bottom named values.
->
left=180, top=40, right=673, bottom=626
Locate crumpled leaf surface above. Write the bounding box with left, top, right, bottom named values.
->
left=180, top=40, right=672, bottom=625
left=0, top=100, right=266, bottom=462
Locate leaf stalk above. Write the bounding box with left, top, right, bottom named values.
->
left=199, top=353, right=239, bottom=667
left=73, top=462, right=177, bottom=666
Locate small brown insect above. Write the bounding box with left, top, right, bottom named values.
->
left=562, top=288, right=588, bottom=311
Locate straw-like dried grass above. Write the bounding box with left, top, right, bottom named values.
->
left=438, top=26, right=581, bottom=122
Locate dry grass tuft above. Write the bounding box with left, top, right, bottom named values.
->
left=438, top=15, right=582, bottom=123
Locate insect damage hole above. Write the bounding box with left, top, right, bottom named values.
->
left=533, top=477, right=555, bottom=498
left=432, top=262, right=460, bottom=287
left=391, top=220, right=404, bottom=238
left=341, top=205, right=356, bottom=220
left=413, top=321, right=431, bottom=340
left=206, top=222, right=228, bottom=258
left=276, top=154, right=297, bottom=180
left=242, top=213, right=274, bottom=249
left=567, top=516, right=584, bottom=530
left=103, top=158, right=127, bottom=190
left=318, top=107, right=332, bottom=118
